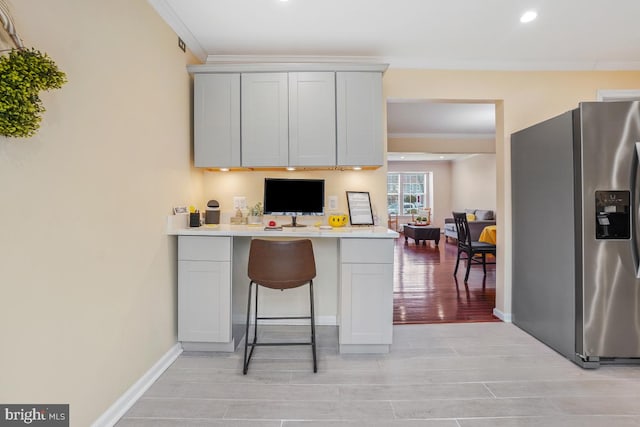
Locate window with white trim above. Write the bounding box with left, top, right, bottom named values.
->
left=387, top=172, right=432, bottom=215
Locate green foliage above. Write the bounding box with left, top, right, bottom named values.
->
left=404, top=195, right=417, bottom=203
left=249, top=202, right=263, bottom=216
left=0, top=48, right=67, bottom=138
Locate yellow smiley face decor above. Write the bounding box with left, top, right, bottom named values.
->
left=329, top=214, right=349, bottom=227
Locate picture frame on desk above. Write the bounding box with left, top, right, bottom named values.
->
left=346, top=191, right=374, bottom=226
left=173, top=206, right=188, bottom=214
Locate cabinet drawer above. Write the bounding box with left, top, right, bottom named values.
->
left=340, top=238, right=394, bottom=264
left=179, top=236, right=231, bottom=261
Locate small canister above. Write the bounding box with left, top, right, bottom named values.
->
left=189, top=211, right=201, bottom=227
left=205, top=200, right=220, bottom=224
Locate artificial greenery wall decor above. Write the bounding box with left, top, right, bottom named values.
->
left=0, top=47, right=67, bottom=138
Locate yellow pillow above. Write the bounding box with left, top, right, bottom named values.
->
left=466, top=213, right=476, bottom=221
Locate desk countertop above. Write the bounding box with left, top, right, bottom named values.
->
left=168, top=222, right=399, bottom=239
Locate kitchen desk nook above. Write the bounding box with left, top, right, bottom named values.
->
left=168, top=224, right=398, bottom=354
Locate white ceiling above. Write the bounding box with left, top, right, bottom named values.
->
left=149, top=0, right=640, bottom=70
left=148, top=0, right=640, bottom=158
left=387, top=101, right=495, bottom=138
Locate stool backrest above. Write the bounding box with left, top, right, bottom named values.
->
left=248, top=239, right=316, bottom=289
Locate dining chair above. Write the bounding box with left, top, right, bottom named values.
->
left=452, top=212, right=496, bottom=282
left=243, top=238, right=317, bottom=374
left=388, top=212, right=399, bottom=231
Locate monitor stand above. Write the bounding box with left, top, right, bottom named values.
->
left=282, top=215, right=306, bottom=227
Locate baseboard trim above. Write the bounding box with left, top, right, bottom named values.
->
left=91, top=343, right=183, bottom=427
left=493, top=308, right=512, bottom=322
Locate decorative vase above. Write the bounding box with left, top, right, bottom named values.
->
left=247, top=215, right=263, bottom=225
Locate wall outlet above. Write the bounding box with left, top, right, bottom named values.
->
left=233, top=196, right=246, bottom=210
left=328, top=195, right=338, bottom=211
left=178, top=37, right=186, bottom=52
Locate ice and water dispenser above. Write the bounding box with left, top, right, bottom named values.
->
left=595, top=191, right=630, bottom=239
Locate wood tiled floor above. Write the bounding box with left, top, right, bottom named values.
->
left=394, top=234, right=499, bottom=324
left=116, top=231, right=640, bottom=425
left=117, top=323, right=640, bottom=426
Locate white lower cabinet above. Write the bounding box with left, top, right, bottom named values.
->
left=340, top=263, right=393, bottom=345
left=178, top=260, right=231, bottom=342
left=339, top=238, right=394, bottom=351
left=178, top=236, right=232, bottom=347
left=176, top=234, right=396, bottom=353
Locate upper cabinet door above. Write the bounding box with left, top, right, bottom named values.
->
left=241, top=73, right=289, bottom=167
left=288, top=72, right=336, bottom=167
left=194, top=74, right=240, bottom=167
left=336, top=72, right=384, bottom=167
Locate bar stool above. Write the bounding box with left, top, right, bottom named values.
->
left=243, top=238, right=317, bottom=374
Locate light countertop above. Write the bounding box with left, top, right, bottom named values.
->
left=168, top=219, right=398, bottom=239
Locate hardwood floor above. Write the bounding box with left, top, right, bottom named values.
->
left=394, top=232, right=500, bottom=324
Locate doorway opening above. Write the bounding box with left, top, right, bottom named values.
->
left=386, top=99, right=498, bottom=324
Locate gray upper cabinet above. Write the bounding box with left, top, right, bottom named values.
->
left=336, top=72, right=384, bottom=167
left=241, top=73, right=289, bottom=167
left=193, top=73, right=240, bottom=168
left=288, top=72, right=336, bottom=166
left=189, top=62, right=387, bottom=169
left=242, top=72, right=336, bottom=167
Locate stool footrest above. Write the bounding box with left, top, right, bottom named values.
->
left=256, top=316, right=311, bottom=320
left=248, top=342, right=313, bottom=347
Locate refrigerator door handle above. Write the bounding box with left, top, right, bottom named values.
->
left=634, top=142, right=640, bottom=278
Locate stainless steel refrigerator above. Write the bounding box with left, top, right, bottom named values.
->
left=511, top=101, right=640, bottom=368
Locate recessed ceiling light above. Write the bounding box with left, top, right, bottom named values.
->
left=439, top=156, right=445, bottom=159
left=520, top=10, right=537, bottom=23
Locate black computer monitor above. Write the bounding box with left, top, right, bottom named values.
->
left=263, top=178, right=325, bottom=227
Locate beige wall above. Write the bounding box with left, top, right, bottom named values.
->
left=451, top=154, right=497, bottom=212
left=387, top=156, right=495, bottom=227
left=2, top=3, right=640, bottom=425
left=202, top=169, right=388, bottom=225
left=0, top=1, right=200, bottom=425
left=388, top=136, right=494, bottom=154
left=383, top=69, right=640, bottom=318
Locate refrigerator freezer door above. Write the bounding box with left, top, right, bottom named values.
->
left=511, top=111, right=577, bottom=360
left=578, top=101, right=640, bottom=358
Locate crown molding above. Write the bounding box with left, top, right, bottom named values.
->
left=383, top=56, right=640, bottom=71
left=597, top=89, right=640, bottom=101
left=147, top=0, right=207, bottom=61
left=188, top=58, right=389, bottom=74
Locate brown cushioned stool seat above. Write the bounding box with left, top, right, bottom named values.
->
left=243, top=238, right=317, bottom=374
